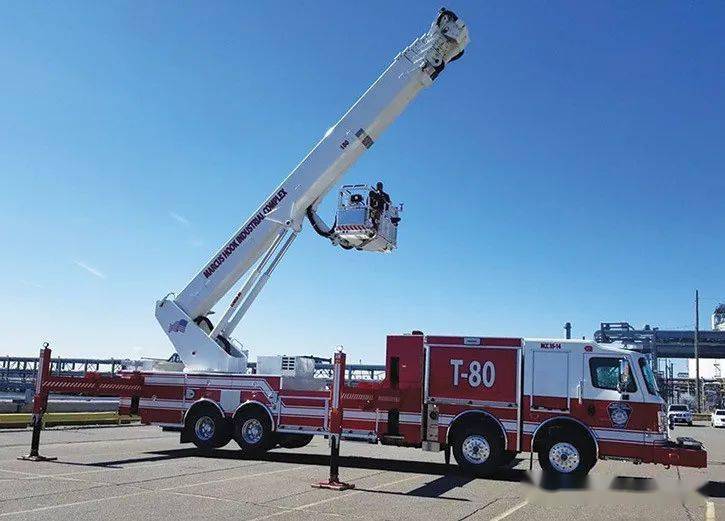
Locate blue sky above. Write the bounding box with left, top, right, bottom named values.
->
left=1, top=2, right=723, bottom=364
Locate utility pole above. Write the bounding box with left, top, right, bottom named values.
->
left=564, top=322, right=572, bottom=339
left=695, top=289, right=701, bottom=413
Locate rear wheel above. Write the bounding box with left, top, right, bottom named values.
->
left=452, top=425, right=503, bottom=477
left=538, top=432, right=594, bottom=476
left=234, top=409, right=273, bottom=454
left=186, top=405, right=231, bottom=450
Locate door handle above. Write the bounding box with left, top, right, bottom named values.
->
left=577, top=380, right=583, bottom=405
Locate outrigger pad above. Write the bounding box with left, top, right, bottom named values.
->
left=311, top=480, right=355, bottom=491
left=18, top=455, right=57, bottom=462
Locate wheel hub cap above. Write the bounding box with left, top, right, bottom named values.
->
left=461, top=435, right=491, bottom=464
left=194, top=416, right=215, bottom=441
left=241, top=418, right=263, bottom=444
left=549, top=442, right=580, bottom=473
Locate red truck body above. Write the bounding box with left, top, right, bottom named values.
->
left=116, top=333, right=706, bottom=474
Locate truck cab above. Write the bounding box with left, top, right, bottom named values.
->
left=523, top=339, right=675, bottom=465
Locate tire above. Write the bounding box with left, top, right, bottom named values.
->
left=688, top=421, right=693, bottom=426
left=234, top=408, right=273, bottom=454
left=277, top=433, right=314, bottom=449
left=538, top=431, right=594, bottom=477
left=186, top=405, right=231, bottom=450
left=452, top=424, right=503, bottom=477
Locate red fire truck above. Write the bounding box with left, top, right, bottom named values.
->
left=116, top=334, right=705, bottom=477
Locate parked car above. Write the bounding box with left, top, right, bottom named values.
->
left=711, top=409, right=725, bottom=428
left=668, top=404, right=693, bottom=426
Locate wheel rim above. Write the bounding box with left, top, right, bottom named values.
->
left=194, top=416, right=215, bottom=441
left=241, top=418, right=264, bottom=444
left=461, top=435, right=491, bottom=464
left=548, top=442, right=580, bottom=473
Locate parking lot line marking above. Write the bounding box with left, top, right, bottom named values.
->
left=0, top=491, right=149, bottom=518
left=0, top=444, right=180, bottom=464
left=1, top=458, right=217, bottom=482
left=0, top=433, right=171, bottom=451
left=0, top=465, right=307, bottom=517
left=706, top=500, right=715, bottom=521
left=245, top=474, right=424, bottom=521
left=0, top=467, right=88, bottom=483
left=488, top=500, right=529, bottom=521
left=156, top=465, right=306, bottom=491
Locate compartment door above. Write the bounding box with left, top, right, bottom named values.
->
left=426, top=344, right=520, bottom=408
left=530, top=350, right=570, bottom=412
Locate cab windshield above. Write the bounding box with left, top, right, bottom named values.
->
left=638, top=357, right=659, bottom=396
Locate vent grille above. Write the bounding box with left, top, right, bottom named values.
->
left=281, top=356, right=296, bottom=373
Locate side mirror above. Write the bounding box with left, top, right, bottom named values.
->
left=617, top=359, right=631, bottom=393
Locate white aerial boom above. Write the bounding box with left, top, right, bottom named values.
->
left=156, top=8, right=469, bottom=372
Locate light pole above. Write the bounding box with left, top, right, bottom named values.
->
left=695, top=290, right=701, bottom=413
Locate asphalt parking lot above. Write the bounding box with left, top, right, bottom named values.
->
left=0, top=422, right=722, bottom=520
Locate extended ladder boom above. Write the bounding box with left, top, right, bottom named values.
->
left=156, top=9, right=469, bottom=372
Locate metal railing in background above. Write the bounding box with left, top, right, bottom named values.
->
left=0, top=355, right=386, bottom=395
left=0, top=356, right=142, bottom=393
left=315, top=363, right=386, bottom=381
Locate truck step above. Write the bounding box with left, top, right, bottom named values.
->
left=380, top=435, right=409, bottom=447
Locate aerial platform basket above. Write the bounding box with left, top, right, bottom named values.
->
left=334, top=184, right=400, bottom=253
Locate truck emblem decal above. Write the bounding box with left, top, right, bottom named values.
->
left=607, top=402, right=632, bottom=428
left=168, top=319, right=188, bottom=334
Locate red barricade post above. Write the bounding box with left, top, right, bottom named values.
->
left=19, top=343, right=57, bottom=462
left=312, top=350, right=354, bottom=491
left=19, top=343, right=145, bottom=462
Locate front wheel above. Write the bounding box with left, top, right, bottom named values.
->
left=452, top=425, right=503, bottom=477
left=538, top=433, right=593, bottom=476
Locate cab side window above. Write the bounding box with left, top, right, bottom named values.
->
left=589, top=357, right=637, bottom=392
